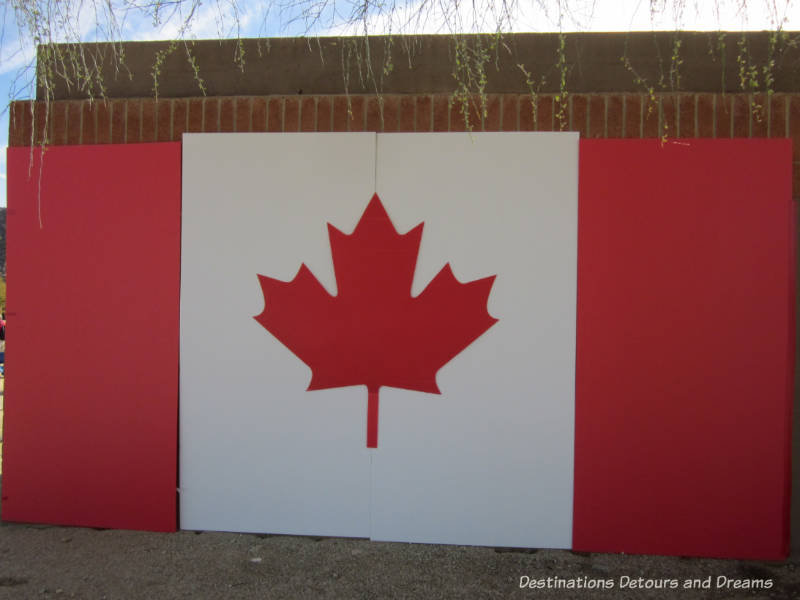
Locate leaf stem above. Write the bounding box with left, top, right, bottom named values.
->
left=367, top=387, right=379, bottom=448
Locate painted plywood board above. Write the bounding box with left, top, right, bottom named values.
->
left=3, top=143, right=181, bottom=531
left=180, top=133, right=376, bottom=535
left=370, top=132, right=579, bottom=548
left=573, top=138, right=793, bottom=559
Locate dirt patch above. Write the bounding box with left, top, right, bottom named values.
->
left=0, top=516, right=797, bottom=600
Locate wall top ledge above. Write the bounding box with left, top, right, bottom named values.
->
left=37, top=31, right=800, bottom=100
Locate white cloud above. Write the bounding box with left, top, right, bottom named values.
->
left=0, top=0, right=110, bottom=80
left=0, top=42, right=35, bottom=78
left=120, top=1, right=263, bottom=42
left=320, top=0, right=800, bottom=35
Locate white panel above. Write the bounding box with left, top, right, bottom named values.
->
left=180, top=133, right=375, bottom=535
left=371, top=132, right=578, bottom=548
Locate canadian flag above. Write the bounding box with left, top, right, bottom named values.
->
left=4, top=133, right=793, bottom=560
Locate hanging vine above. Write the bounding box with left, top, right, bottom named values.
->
left=2, top=0, right=800, bottom=145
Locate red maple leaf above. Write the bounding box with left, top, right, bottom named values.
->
left=254, top=194, right=498, bottom=448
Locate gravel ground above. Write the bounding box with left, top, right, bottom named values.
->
left=0, top=511, right=797, bottom=600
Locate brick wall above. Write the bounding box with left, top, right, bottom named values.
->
left=7, top=87, right=800, bottom=553
left=9, top=93, right=800, bottom=197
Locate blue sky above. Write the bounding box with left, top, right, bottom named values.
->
left=1, top=0, right=799, bottom=207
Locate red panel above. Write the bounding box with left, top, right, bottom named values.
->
left=3, top=143, right=180, bottom=531
left=574, top=139, right=794, bottom=559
